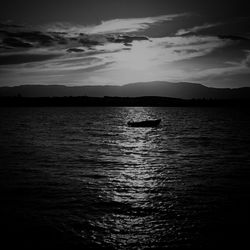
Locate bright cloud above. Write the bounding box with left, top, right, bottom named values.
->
left=87, top=14, right=188, bottom=34
left=176, top=22, right=222, bottom=36
left=45, top=13, right=188, bottom=34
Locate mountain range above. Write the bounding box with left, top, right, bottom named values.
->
left=1, top=82, right=250, bottom=99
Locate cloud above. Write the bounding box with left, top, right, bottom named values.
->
left=0, top=21, right=24, bottom=29
left=0, top=47, right=64, bottom=65
left=88, top=35, right=230, bottom=82
left=87, top=14, right=187, bottom=34
left=2, top=37, right=33, bottom=48
left=176, top=23, right=222, bottom=36
left=45, top=13, right=188, bottom=34
left=0, top=30, right=65, bottom=49
left=0, top=22, right=153, bottom=56
left=152, top=36, right=230, bottom=60
left=0, top=32, right=230, bottom=82
left=0, top=20, right=156, bottom=68
left=107, top=35, right=149, bottom=44
left=0, top=53, right=60, bottom=65
left=1, top=14, right=249, bottom=87
left=218, top=35, right=250, bottom=41
left=223, top=50, right=250, bottom=69
left=66, top=47, right=85, bottom=53
left=242, top=50, right=250, bottom=67
left=183, top=50, right=250, bottom=86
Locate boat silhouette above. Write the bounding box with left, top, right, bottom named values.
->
left=127, top=119, right=161, bottom=127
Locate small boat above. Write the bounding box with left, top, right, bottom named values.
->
left=127, top=119, right=161, bottom=127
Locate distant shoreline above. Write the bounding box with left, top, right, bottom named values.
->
left=1, top=96, right=250, bottom=107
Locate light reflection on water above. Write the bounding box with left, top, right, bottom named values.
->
left=92, top=108, right=167, bottom=248
left=1, top=107, right=250, bottom=249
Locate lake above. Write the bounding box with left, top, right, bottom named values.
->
left=0, top=107, right=250, bottom=249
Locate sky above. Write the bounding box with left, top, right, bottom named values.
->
left=0, top=0, right=250, bottom=88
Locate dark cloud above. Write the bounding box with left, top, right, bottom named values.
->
left=0, top=30, right=56, bottom=48
left=2, top=37, right=33, bottom=48
left=16, top=31, right=55, bottom=46
left=0, top=21, right=23, bottom=29
left=0, top=26, right=69, bottom=49
left=0, top=21, right=152, bottom=57
left=66, top=47, right=85, bottom=53
left=72, top=34, right=149, bottom=49
left=107, top=35, right=149, bottom=44
left=0, top=45, right=12, bottom=50
left=124, top=43, right=133, bottom=47
left=0, top=53, right=60, bottom=65
left=79, top=37, right=102, bottom=47
left=218, top=35, right=250, bottom=41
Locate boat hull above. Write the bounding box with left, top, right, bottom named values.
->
left=127, top=119, right=161, bottom=127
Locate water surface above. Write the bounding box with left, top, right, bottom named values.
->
left=0, top=107, right=250, bottom=249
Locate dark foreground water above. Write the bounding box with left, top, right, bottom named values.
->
left=0, top=107, right=250, bottom=249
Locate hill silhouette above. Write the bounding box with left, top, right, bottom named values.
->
left=0, top=82, right=250, bottom=99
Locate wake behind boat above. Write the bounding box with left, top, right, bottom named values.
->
left=127, top=119, right=161, bottom=127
